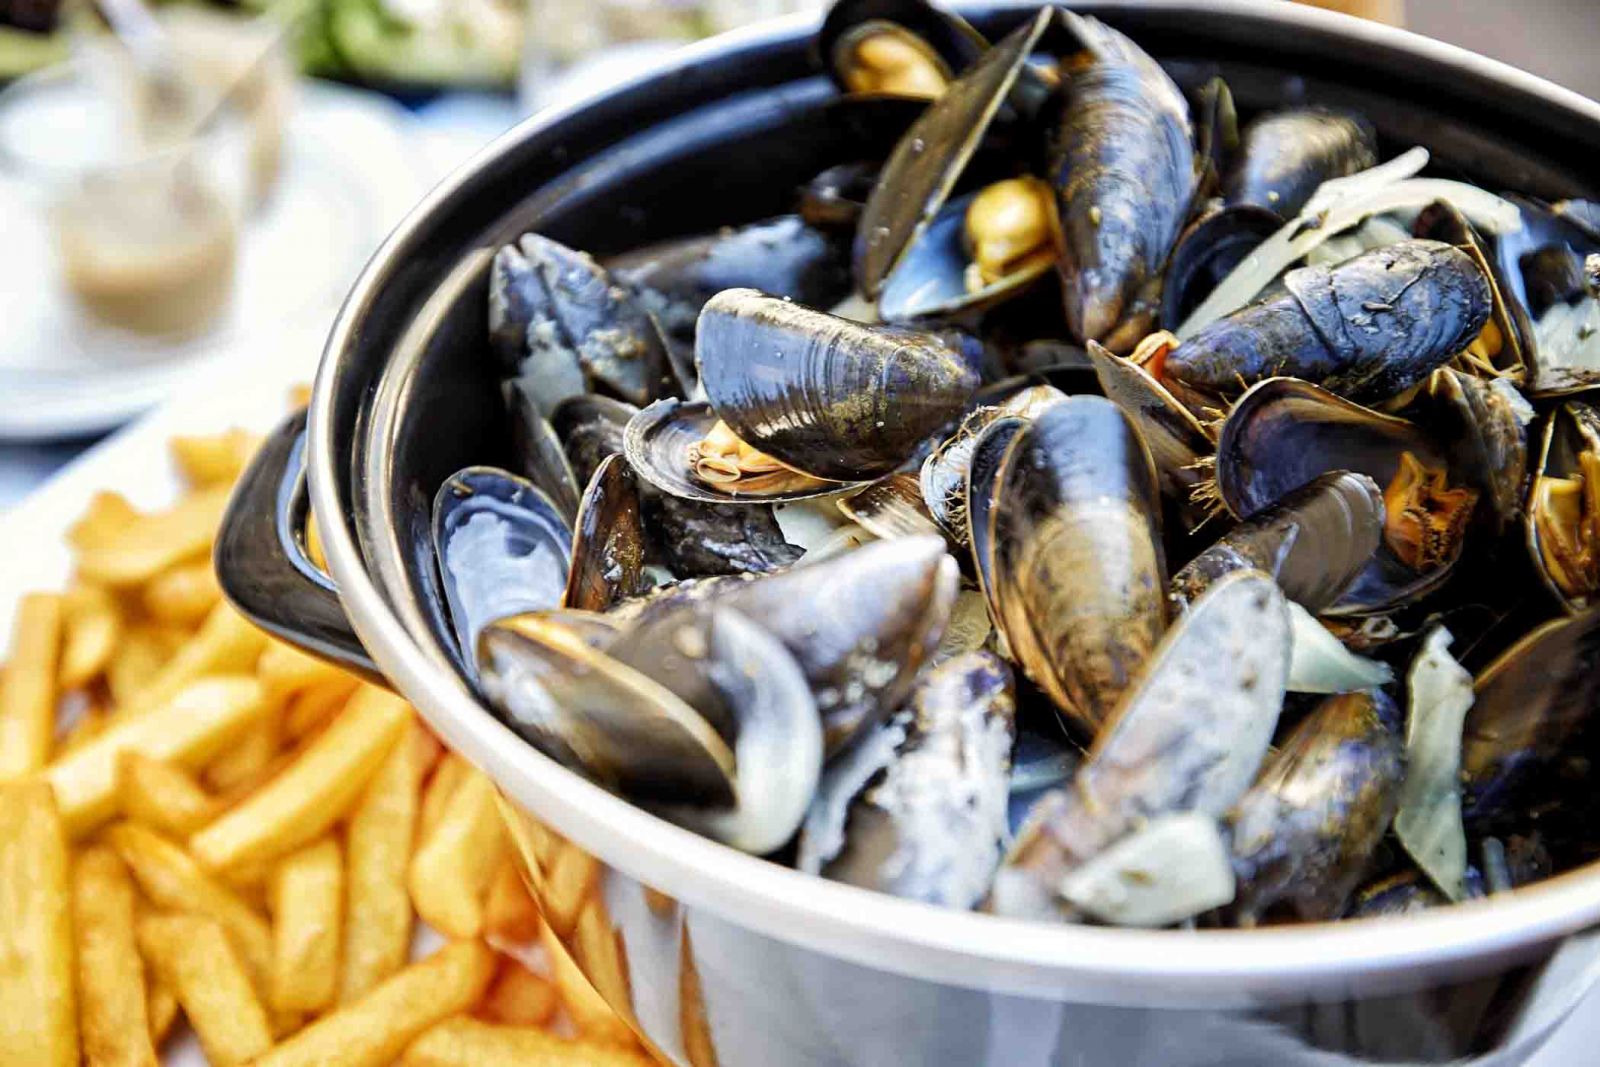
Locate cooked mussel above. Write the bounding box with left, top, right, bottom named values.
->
left=1228, top=689, right=1404, bottom=925
left=1528, top=401, right=1600, bottom=612
left=1050, top=12, right=1195, bottom=347
left=1222, top=108, right=1377, bottom=220
left=564, top=454, right=648, bottom=613
left=433, top=467, right=573, bottom=669
left=1158, top=204, right=1282, bottom=333
left=1419, top=367, right=1531, bottom=534
left=489, top=233, right=681, bottom=409
left=1413, top=199, right=1532, bottom=385
left=797, top=650, right=1016, bottom=908
left=1164, top=240, right=1493, bottom=407
left=1495, top=195, right=1600, bottom=397
left=987, top=395, right=1167, bottom=734
left=919, top=382, right=1063, bottom=545
left=1212, top=378, right=1479, bottom=615
left=817, top=0, right=987, bottom=99
left=991, top=570, right=1290, bottom=921
left=837, top=473, right=947, bottom=544
left=964, top=413, right=1027, bottom=640
left=1171, top=470, right=1385, bottom=612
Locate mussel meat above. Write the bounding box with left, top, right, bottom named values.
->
left=1527, top=401, right=1600, bottom=612
left=816, top=0, right=987, bottom=99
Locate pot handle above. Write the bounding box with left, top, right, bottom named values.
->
left=214, top=409, right=384, bottom=683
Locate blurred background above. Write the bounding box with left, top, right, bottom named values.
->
left=0, top=0, right=1593, bottom=506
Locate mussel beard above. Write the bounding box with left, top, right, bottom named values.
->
left=687, top=419, right=836, bottom=496
left=1533, top=450, right=1600, bottom=601
left=1382, top=451, right=1479, bottom=574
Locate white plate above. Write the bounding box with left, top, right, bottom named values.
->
left=0, top=81, right=425, bottom=442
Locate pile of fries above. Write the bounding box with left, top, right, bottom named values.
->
left=0, top=410, right=654, bottom=1066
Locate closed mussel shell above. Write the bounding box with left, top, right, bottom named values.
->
left=564, top=454, right=648, bottom=613
left=1222, top=108, right=1377, bottom=220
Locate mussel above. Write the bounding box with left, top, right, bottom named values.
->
left=1050, top=12, right=1195, bottom=347
left=1222, top=108, right=1377, bottom=220
left=798, top=651, right=1016, bottom=908
left=991, top=570, right=1290, bottom=921
left=1228, top=689, right=1404, bottom=925
left=816, top=0, right=987, bottom=99
left=983, top=396, right=1167, bottom=734
left=1158, top=204, right=1282, bottom=333
left=1164, top=240, right=1494, bottom=407
left=564, top=454, right=648, bottom=613
left=505, top=379, right=583, bottom=525
left=1420, top=368, right=1531, bottom=534
left=1527, top=401, right=1600, bottom=612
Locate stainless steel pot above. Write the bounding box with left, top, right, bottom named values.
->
left=216, top=4, right=1600, bottom=1063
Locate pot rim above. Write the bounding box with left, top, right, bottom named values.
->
left=311, top=0, right=1600, bottom=1006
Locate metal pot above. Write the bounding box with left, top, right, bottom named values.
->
left=215, top=4, right=1600, bottom=1064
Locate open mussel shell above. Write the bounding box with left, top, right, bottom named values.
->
left=816, top=0, right=987, bottom=99
left=1414, top=200, right=1533, bottom=386
left=991, top=570, right=1291, bottom=922
left=1228, top=689, right=1404, bottom=925
left=625, top=399, right=857, bottom=504
left=505, top=379, right=582, bottom=525
left=1172, top=471, right=1384, bottom=614
left=1420, top=367, right=1531, bottom=534
left=837, top=473, right=948, bottom=544
left=1526, top=401, right=1600, bottom=613
left=855, top=9, right=1053, bottom=298
left=552, top=394, right=638, bottom=487
left=920, top=383, right=1064, bottom=545
left=990, top=395, right=1168, bottom=735
left=564, top=454, right=648, bottom=613
left=477, top=612, right=736, bottom=807
left=1462, top=607, right=1600, bottom=830
left=489, top=241, right=588, bottom=413
left=1087, top=337, right=1215, bottom=526
left=1214, top=377, right=1474, bottom=616
left=432, top=467, right=573, bottom=670
left=1157, top=204, right=1281, bottom=332
left=1222, top=108, right=1377, bottom=220
left=798, top=650, right=1016, bottom=908
left=1495, top=195, right=1600, bottom=397
left=695, top=289, right=980, bottom=481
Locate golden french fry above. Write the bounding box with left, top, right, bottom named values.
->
left=305, top=509, right=328, bottom=573
left=574, top=898, right=633, bottom=1028
left=0, top=592, right=63, bottom=779
left=203, top=699, right=285, bottom=795
left=253, top=940, right=495, bottom=1067
left=59, top=704, right=108, bottom=755
left=59, top=585, right=121, bottom=690
left=341, top=721, right=429, bottom=1003
left=72, top=845, right=157, bottom=1067
left=116, top=602, right=266, bottom=721
left=484, top=854, right=543, bottom=947
left=418, top=753, right=468, bottom=843
left=107, top=822, right=274, bottom=993
left=67, top=491, right=139, bottom=551
left=540, top=921, right=637, bottom=1049
left=170, top=428, right=262, bottom=489
left=189, top=685, right=409, bottom=872
left=497, top=796, right=559, bottom=875
left=75, top=486, right=233, bottom=588
left=257, top=640, right=345, bottom=699
left=540, top=839, right=600, bottom=940
left=269, top=838, right=343, bottom=1014
left=0, top=782, right=78, bottom=1066
left=478, top=957, right=558, bottom=1027
left=402, top=1018, right=654, bottom=1067
left=137, top=913, right=274, bottom=1067
left=119, top=751, right=220, bottom=837
left=46, top=676, right=267, bottom=837
left=142, top=560, right=222, bottom=627
left=106, top=625, right=172, bottom=708
left=408, top=769, right=506, bottom=939
left=146, top=979, right=178, bottom=1048
left=288, top=383, right=312, bottom=409
left=283, top=677, right=359, bottom=739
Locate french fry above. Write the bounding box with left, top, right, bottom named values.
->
left=137, top=913, right=274, bottom=1067
left=407, top=769, right=506, bottom=939
left=146, top=979, right=178, bottom=1048
left=484, top=853, right=543, bottom=947
left=283, top=677, right=358, bottom=739
left=74, top=485, right=233, bottom=588
left=106, top=823, right=274, bottom=993
left=169, top=428, right=262, bottom=489
left=252, top=940, right=495, bottom=1067
left=402, top=1018, right=654, bottom=1067
left=418, top=753, right=468, bottom=842
left=0, top=592, right=63, bottom=779
left=305, top=508, right=328, bottom=573
left=58, top=585, right=121, bottom=690
left=142, top=560, right=222, bottom=627
left=119, top=751, right=220, bottom=837
left=115, top=602, right=265, bottom=721
left=67, top=491, right=139, bottom=551
left=573, top=898, right=633, bottom=1028
left=269, top=838, right=343, bottom=1014
left=72, top=845, right=157, bottom=1067
left=203, top=699, right=285, bottom=795
left=46, top=676, right=267, bottom=836
left=59, top=704, right=108, bottom=755
left=341, top=722, right=429, bottom=1003
left=106, top=625, right=173, bottom=708
left=189, top=685, right=409, bottom=872
left=540, top=921, right=637, bottom=1049
left=539, top=839, right=600, bottom=939
left=0, top=782, right=78, bottom=1066
left=257, top=640, right=345, bottom=699
left=478, top=957, right=558, bottom=1027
